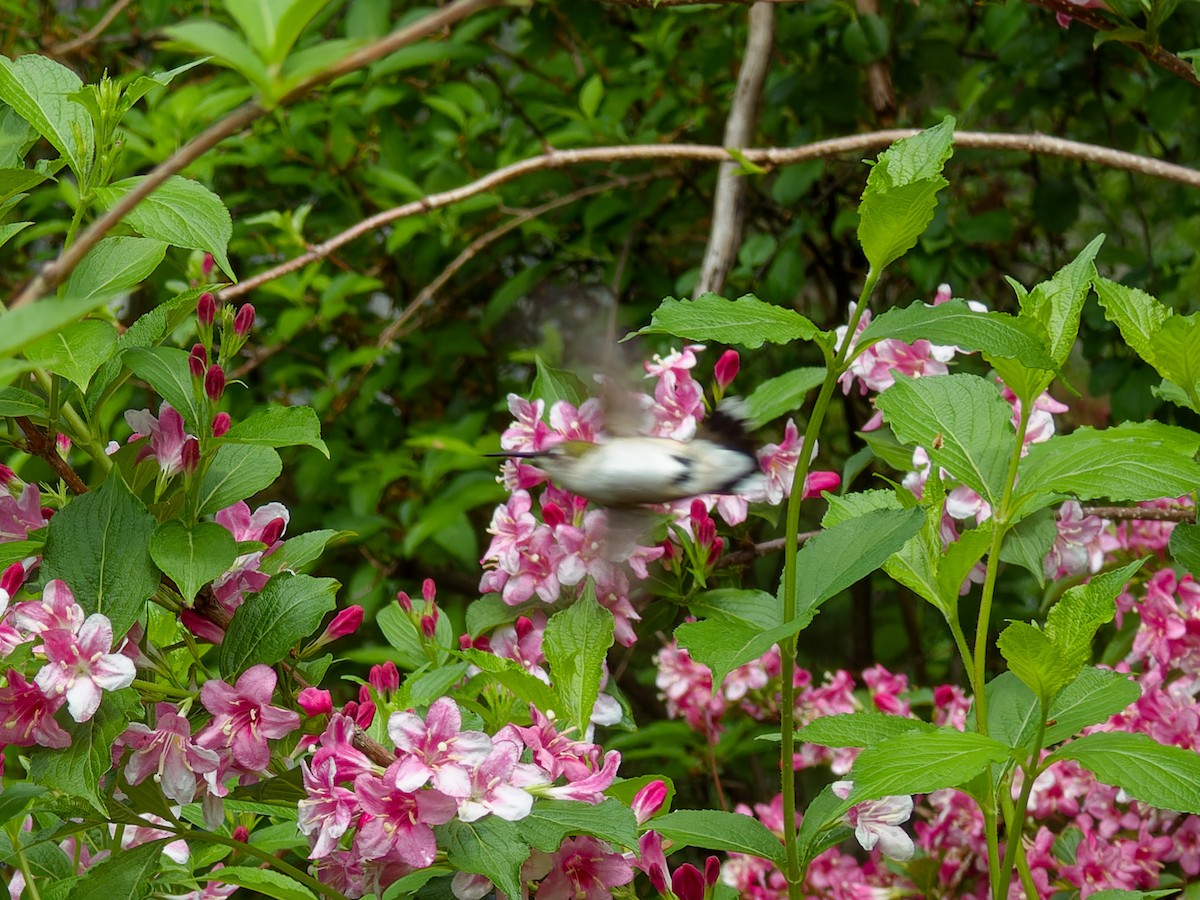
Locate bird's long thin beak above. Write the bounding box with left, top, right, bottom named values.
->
left=482, top=451, right=544, bottom=459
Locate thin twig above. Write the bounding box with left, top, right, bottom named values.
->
left=719, top=529, right=820, bottom=567
left=222, top=130, right=1200, bottom=301
left=1084, top=505, right=1196, bottom=523
left=696, top=2, right=775, bottom=296
left=15, top=417, right=88, bottom=495
left=47, top=0, right=133, bottom=56
left=8, top=0, right=503, bottom=312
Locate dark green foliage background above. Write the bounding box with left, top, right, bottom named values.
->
left=4, top=0, right=1199, bottom=805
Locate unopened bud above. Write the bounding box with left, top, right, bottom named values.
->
left=396, top=590, right=412, bottom=613
left=0, top=562, right=26, bottom=604
left=234, top=303, right=255, bottom=337
left=631, top=779, right=668, bottom=824
left=181, top=437, right=200, bottom=474
left=541, top=501, right=566, bottom=528
left=212, top=412, right=231, bottom=437
left=204, top=365, right=225, bottom=402
left=232, top=824, right=249, bottom=843
left=260, top=516, right=286, bottom=546
left=181, top=609, right=225, bottom=644
left=672, top=864, right=705, bottom=900
left=297, top=687, right=333, bottom=717
left=201, top=253, right=214, bottom=277
left=419, top=612, right=438, bottom=639
left=714, top=349, right=740, bottom=389
left=0, top=465, right=14, bottom=487
left=369, top=661, right=399, bottom=695
left=704, top=856, right=720, bottom=887
left=355, top=701, right=375, bottom=729
left=421, top=578, right=436, bottom=604
left=324, top=605, right=363, bottom=641
left=188, top=344, right=208, bottom=379
left=197, top=292, right=216, bottom=326
left=515, top=616, right=534, bottom=640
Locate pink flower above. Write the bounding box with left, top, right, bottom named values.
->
left=456, top=739, right=535, bottom=823
left=352, top=765, right=457, bottom=867
left=537, top=836, right=634, bottom=898
left=388, top=697, right=492, bottom=797
left=120, top=702, right=220, bottom=805
left=10, top=578, right=84, bottom=638
left=35, top=612, right=136, bottom=722
left=714, top=349, right=740, bottom=389
left=211, top=501, right=289, bottom=610
left=195, top=665, right=300, bottom=771
left=754, top=420, right=806, bottom=505
left=0, top=670, right=70, bottom=748
left=500, top=395, right=554, bottom=453
left=297, top=687, right=333, bottom=717
left=832, top=781, right=915, bottom=860
left=298, top=755, right=359, bottom=859
left=125, top=403, right=195, bottom=477
left=311, top=713, right=374, bottom=782
left=0, top=483, right=46, bottom=543
left=1045, top=500, right=1108, bottom=579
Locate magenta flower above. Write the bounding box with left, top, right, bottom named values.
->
left=0, top=483, right=45, bottom=543
left=631, top=779, right=668, bottom=824
left=211, top=501, right=289, bottom=610
left=311, top=713, right=375, bottom=782
left=388, top=697, right=492, bottom=797
left=831, top=780, right=915, bottom=860
left=455, top=739, right=534, bottom=823
left=9, top=578, right=83, bottom=639
left=0, top=670, right=70, bottom=748
left=298, top=756, right=359, bottom=859
left=352, top=765, right=457, bottom=867
left=120, top=702, right=220, bottom=805
left=297, top=687, right=333, bottom=717
left=500, top=395, right=554, bottom=452
left=125, top=403, right=195, bottom=477
left=537, top=836, right=634, bottom=898
left=35, top=612, right=136, bottom=722
left=714, top=349, right=740, bottom=389
left=195, top=664, right=300, bottom=771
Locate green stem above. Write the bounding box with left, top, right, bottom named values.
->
left=12, top=841, right=43, bottom=900
left=996, top=717, right=1047, bottom=898
left=130, top=678, right=190, bottom=699
left=779, top=267, right=879, bottom=897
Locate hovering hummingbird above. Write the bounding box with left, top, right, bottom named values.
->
left=487, top=398, right=761, bottom=508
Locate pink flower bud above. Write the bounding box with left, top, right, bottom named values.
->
left=212, top=412, right=231, bottom=437
left=714, top=349, right=740, bottom=388
left=1, top=561, right=26, bottom=599
left=358, top=684, right=371, bottom=705
left=341, top=700, right=358, bottom=720
left=297, top=687, right=333, bottom=717
left=802, top=470, right=841, bottom=499
left=672, top=864, right=705, bottom=900
left=204, top=365, right=225, bottom=402
left=648, top=864, right=668, bottom=895
left=396, top=590, right=412, bottom=613
left=421, top=578, right=436, bottom=604
left=355, top=702, right=375, bottom=729
left=541, top=501, right=566, bottom=528
left=631, top=779, right=668, bottom=824
left=181, top=437, right=200, bottom=474
left=55, top=434, right=71, bottom=455
left=201, top=253, right=214, bottom=277
left=0, top=465, right=14, bottom=487
left=188, top=344, right=208, bottom=379
left=369, top=661, right=399, bottom=695
left=515, top=616, right=534, bottom=640
left=197, top=292, right=216, bottom=326
left=234, top=303, right=255, bottom=336
left=459, top=634, right=473, bottom=650
left=181, top=609, right=225, bottom=644
left=325, top=605, right=363, bottom=640
left=419, top=612, right=438, bottom=639
left=232, top=825, right=250, bottom=843
left=260, top=516, right=286, bottom=546
left=707, top=536, right=724, bottom=565
left=704, top=856, right=720, bottom=887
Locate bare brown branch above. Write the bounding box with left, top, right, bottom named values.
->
left=224, top=130, right=1200, bottom=302
left=1084, top=505, right=1196, bottom=523
left=47, top=0, right=133, bottom=57
left=15, top=417, right=89, bottom=495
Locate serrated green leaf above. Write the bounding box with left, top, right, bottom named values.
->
left=517, top=799, right=638, bottom=853
left=653, top=809, right=785, bottom=865
left=149, top=520, right=237, bottom=603
left=1043, top=667, right=1140, bottom=747
left=1020, top=235, right=1104, bottom=367
left=63, top=236, right=167, bottom=300
left=1171, top=523, right=1200, bottom=578
left=1092, top=276, right=1169, bottom=369
left=847, top=729, right=1012, bottom=801
left=64, top=838, right=163, bottom=900
left=1050, top=731, right=1200, bottom=813
left=222, top=405, right=328, bottom=457
left=258, top=529, right=349, bottom=576
left=0, top=386, right=45, bottom=417
left=197, top=444, right=283, bottom=515
left=218, top=573, right=339, bottom=675
left=0, top=295, right=113, bottom=361
left=999, top=507, right=1057, bottom=585
left=544, top=586, right=614, bottom=732
left=633, top=293, right=820, bottom=349
left=439, top=817, right=528, bottom=899
left=457, top=648, right=559, bottom=714
left=744, top=367, right=825, bottom=427
left=198, top=866, right=315, bottom=900
left=24, top=319, right=116, bottom=391
left=0, top=55, right=92, bottom=178
left=794, top=712, right=935, bottom=748
left=531, top=356, right=588, bottom=409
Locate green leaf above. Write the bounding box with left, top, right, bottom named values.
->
left=223, top=405, right=328, bottom=457
left=124, top=346, right=204, bottom=432
left=218, top=573, right=338, bottom=675
left=579, top=73, right=603, bottom=118
left=30, top=689, right=140, bottom=813
left=42, top=477, right=158, bottom=637
left=847, top=729, right=1012, bottom=801
left=687, top=588, right=779, bottom=629
left=652, top=809, right=785, bottom=865
left=1050, top=731, right=1200, bottom=813
left=197, top=444, right=283, bottom=515
left=983, top=672, right=1039, bottom=751
left=149, top=520, right=238, bottom=604
left=1170, top=523, right=1200, bottom=578
left=197, top=866, right=315, bottom=900
left=161, top=21, right=271, bottom=93
left=517, top=798, right=638, bottom=853
left=544, top=586, right=614, bottom=732
left=224, top=0, right=330, bottom=66
left=675, top=616, right=795, bottom=694
left=1043, top=667, right=1140, bottom=747
left=63, top=837, right=163, bottom=900
left=0, top=386, right=45, bottom=417
left=999, top=508, right=1057, bottom=585
left=24, top=319, right=116, bottom=391
left=1154, top=314, right=1200, bottom=405
left=377, top=597, right=451, bottom=669
left=0, top=221, right=32, bottom=252
left=1019, top=235, right=1104, bottom=367
left=531, top=356, right=588, bottom=409
left=632, top=293, right=820, bottom=349
left=794, top=784, right=853, bottom=869
left=0, top=783, right=47, bottom=826
left=95, top=176, right=235, bottom=282
left=457, top=649, right=559, bottom=714
left=438, top=817, right=529, bottom=900
left=63, top=236, right=167, bottom=300
left=794, top=712, right=934, bottom=748
left=0, top=295, right=113, bottom=360
left=743, top=368, right=825, bottom=427
left=258, top=529, right=349, bottom=576
left=858, top=299, right=1054, bottom=368
left=876, top=373, right=1012, bottom=504
left=0, top=167, right=49, bottom=204
left=857, top=117, right=955, bottom=270
left=1016, top=423, right=1200, bottom=510
left=1093, top=276, right=1170, bottom=372
left=0, top=55, right=92, bottom=178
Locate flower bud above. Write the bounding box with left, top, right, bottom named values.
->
left=515, top=616, right=534, bottom=640
left=422, top=578, right=437, bottom=604
left=355, top=701, right=375, bottom=729
left=204, top=364, right=225, bottom=402
left=260, top=516, right=286, bottom=546
left=234, top=303, right=255, bottom=337
left=212, top=412, right=231, bottom=437
left=197, top=292, right=216, bottom=326
left=297, top=687, right=333, bottom=717
left=369, top=661, right=399, bottom=695
left=704, top=857, right=720, bottom=887
left=56, top=433, right=71, bottom=455
left=181, top=437, right=200, bottom=475
left=541, top=501, right=566, bottom=528
left=396, top=590, right=412, bottom=613
left=0, top=465, right=14, bottom=488
left=672, top=864, right=705, bottom=900
left=231, top=825, right=250, bottom=843
left=631, top=779, right=668, bottom=825
left=188, top=344, right=208, bottom=379
left=419, top=612, right=438, bottom=639
left=201, top=253, right=214, bottom=277
left=181, top=609, right=225, bottom=644
left=324, top=605, right=363, bottom=641
left=714, top=349, right=740, bottom=389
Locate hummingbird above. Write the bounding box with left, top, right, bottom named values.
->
left=487, top=398, right=761, bottom=508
